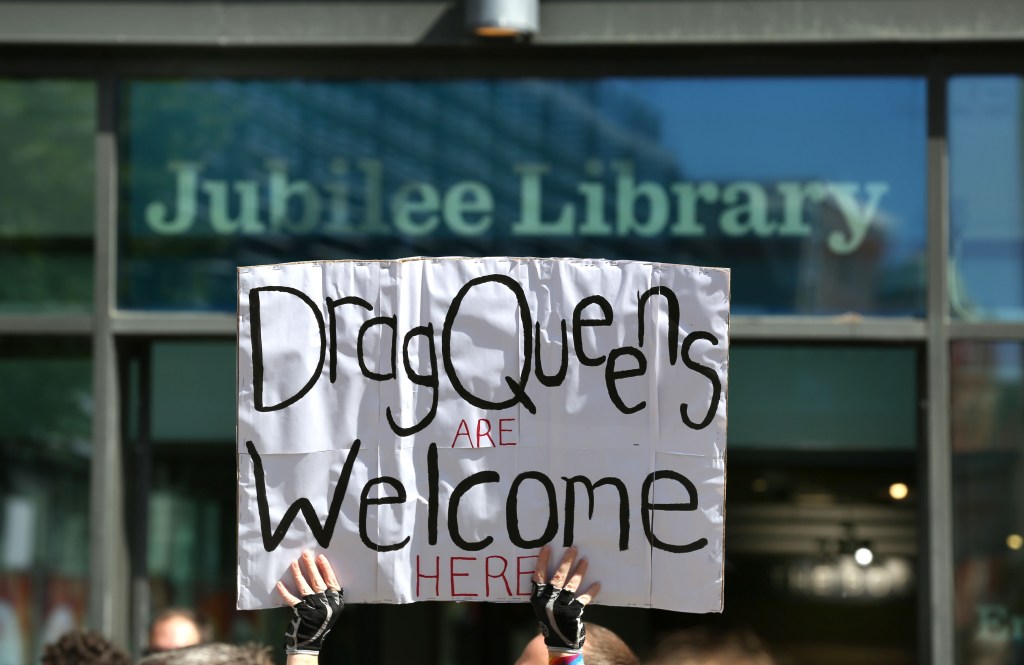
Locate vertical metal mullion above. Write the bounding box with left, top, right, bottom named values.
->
left=89, top=75, right=130, bottom=645
left=925, top=67, right=954, bottom=665
left=131, top=344, right=153, bottom=657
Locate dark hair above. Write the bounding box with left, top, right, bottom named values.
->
left=584, top=622, right=640, bottom=665
left=137, top=642, right=274, bottom=665
left=41, top=630, right=131, bottom=665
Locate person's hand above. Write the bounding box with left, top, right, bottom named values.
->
left=529, top=545, right=601, bottom=655
left=276, top=550, right=344, bottom=657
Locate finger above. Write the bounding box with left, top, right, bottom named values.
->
left=291, top=560, right=314, bottom=597
left=276, top=581, right=301, bottom=607
left=317, top=554, right=342, bottom=591
left=576, top=582, right=601, bottom=607
left=302, top=551, right=328, bottom=593
left=549, top=546, right=577, bottom=588
left=564, top=558, right=588, bottom=593
left=533, top=545, right=551, bottom=583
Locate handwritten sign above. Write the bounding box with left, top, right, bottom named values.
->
left=236, top=257, right=729, bottom=612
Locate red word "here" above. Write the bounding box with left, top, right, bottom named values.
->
left=415, top=554, right=538, bottom=599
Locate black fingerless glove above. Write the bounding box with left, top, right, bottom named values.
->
left=530, top=582, right=586, bottom=652
left=284, top=589, right=344, bottom=655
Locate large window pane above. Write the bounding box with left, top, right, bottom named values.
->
left=724, top=462, right=918, bottom=664
left=150, top=342, right=235, bottom=443
left=730, top=345, right=919, bottom=451
left=952, top=341, right=1024, bottom=664
left=123, top=340, right=285, bottom=655
left=725, top=344, right=920, bottom=663
left=0, top=338, right=91, bottom=664
left=0, top=81, right=95, bottom=312
left=120, top=78, right=926, bottom=315
left=949, top=77, right=1024, bottom=321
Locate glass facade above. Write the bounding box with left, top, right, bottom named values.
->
left=952, top=342, right=1024, bottom=664
left=950, top=77, right=1024, bottom=321
left=121, top=340, right=287, bottom=649
left=949, top=74, right=1024, bottom=665
left=0, top=338, right=91, bottom=665
left=0, top=62, right=1020, bottom=665
left=0, top=81, right=95, bottom=312
left=724, top=344, right=920, bottom=663
left=119, top=78, right=927, bottom=315
left=730, top=345, right=919, bottom=451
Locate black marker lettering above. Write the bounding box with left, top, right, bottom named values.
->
left=572, top=295, right=612, bottom=366
left=442, top=275, right=533, bottom=410
left=250, top=286, right=326, bottom=412
left=506, top=471, right=557, bottom=549
left=385, top=323, right=438, bottom=436
left=448, top=471, right=500, bottom=551
left=358, top=315, right=398, bottom=381
left=605, top=346, right=647, bottom=414
left=562, top=475, right=630, bottom=550
left=504, top=375, right=537, bottom=415
left=680, top=331, right=721, bottom=430
left=359, top=476, right=411, bottom=552
left=641, top=469, right=708, bottom=553
left=534, top=320, right=569, bottom=387
left=428, top=442, right=439, bottom=545
left=247, top=438, right=361, bottom=552
left=328, top=296, right=371, bottom=383
left=637, top=286, right=680, bottom=365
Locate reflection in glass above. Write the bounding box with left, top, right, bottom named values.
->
left=726, top=462, right=918, bottom=663
left=0, top=338, right=91, bottom=663
left=120, top=78, right=926, bottom=314
left=952, top=342, right=1024, bottom=664
left=950, top=77, right=1024, bottom=321
left=124, top=340, right=285, bottom=653
left=0, top=81, right=95, bottom=311
left=724, top=343, right=920, bottom=661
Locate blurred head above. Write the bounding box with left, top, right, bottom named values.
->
left=515, top=623, right=639, bottom=665
left=148, top=609, right=206, bottom=653
left=41, top=630, right=131, bottom=665
left=647, top=627, right=776, bottom=665
left=137, top=642, right=273, bottom=665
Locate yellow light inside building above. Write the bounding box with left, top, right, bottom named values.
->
left=1007, top=534, right=1024, bottom=551
left=888, top=482, right=909, bottom=500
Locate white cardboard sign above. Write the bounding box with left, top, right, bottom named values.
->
left=237, top=257, right=729, bottom=612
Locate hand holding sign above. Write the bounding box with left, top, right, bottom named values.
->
left=276, top=550, right=344, bottom=662
left=530, top=545, right=601, bottom=657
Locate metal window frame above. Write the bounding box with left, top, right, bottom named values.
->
left=925, top=67, right=954, bottom=665
left=89, top=75, right=130, bottom=645
left=5, top=46, right=1024, bottom=665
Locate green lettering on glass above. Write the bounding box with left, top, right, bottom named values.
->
left=140, top=159, right=889, bottom=255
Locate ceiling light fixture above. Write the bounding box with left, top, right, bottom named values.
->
left=854, top=546, right=874, bottom=566
left=888, top=482, right=909, bottom=501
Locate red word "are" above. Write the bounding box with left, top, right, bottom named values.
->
left=451, top=417, right=517, bottom=448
